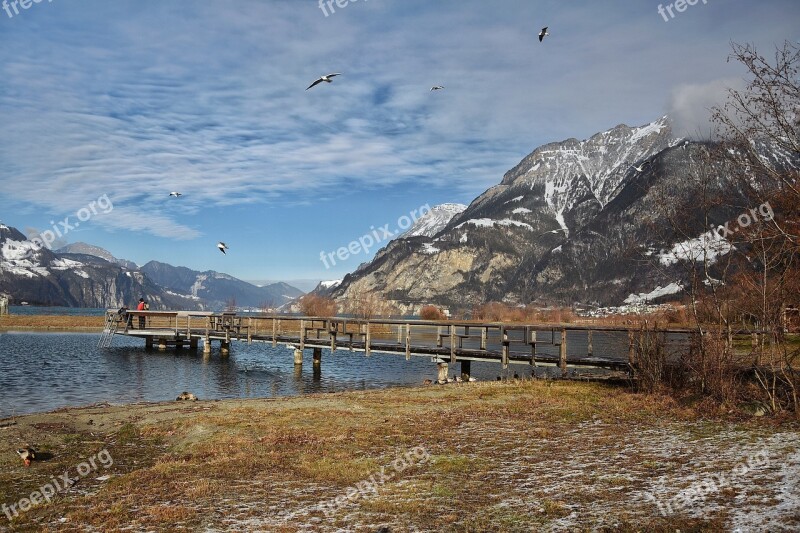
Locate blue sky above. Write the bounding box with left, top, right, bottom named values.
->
left=0, top=0, right=797, bottom=287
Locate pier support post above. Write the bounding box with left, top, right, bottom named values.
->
left=294, top=348, right=303, bottom=366
left=437, top=362, right=449, bottom=384
left=461, top=360, right=471, bottom=382
left=313, top=347, right=322, bottom=370
left=158, top=338, right=167, bottom=351
left=145, top=336, right=153, bottom=350
left=220, top=341, right=230, bottom=356
left=203, top=336, right=211, bottom=355
left=559, top=328, right=567, bottom=378
left=189, top=337, right=198, bottom=350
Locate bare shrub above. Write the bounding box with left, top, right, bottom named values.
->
left=299, top=294, right=338, bottom=317
left=632, top=321, right=668, bottom=394
left=419, top=305, right=447, bottom=321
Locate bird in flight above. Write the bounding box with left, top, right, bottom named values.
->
left=632, top=161, right=652, bottom=173
left=538, top=27, right=549, bottom=42
left=169, top=192, right=182, bottom=198
left=306, top=73, right=341, bottom=90
left=430, top=85, right=445, bottom=91
left=217, top=242, right=229, bottom=255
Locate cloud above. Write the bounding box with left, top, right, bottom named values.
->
left=1, top=0, right=798, bottom=244
left=668, top=78, right=746, bottom=140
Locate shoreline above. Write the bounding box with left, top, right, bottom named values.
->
left=1, top=381, right=797, bottom=531
left=0, top=315, right=104, bottom=332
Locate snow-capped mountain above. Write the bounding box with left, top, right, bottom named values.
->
left=329, top=117, right=797, bottom=312
left=0, top=224, right=197, bottom=309
left=0, top=226, right=302, bottom=309
left=400, top=203, right=467, bottom=239
left=56, top=242, right=138, bottom=270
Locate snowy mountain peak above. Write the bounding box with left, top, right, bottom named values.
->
left=400, top=203, right=468, bottom=239
left=56, top=242, right=138, bottom=269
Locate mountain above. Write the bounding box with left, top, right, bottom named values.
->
left=328, top=117, right=798, bottom=312
left=246, top=279, right=321, bottom=293
left=1, top=227, right=302, bottom=310
left=56, top=242, right=138, bottom=270
left=401, top=203, right=467, bottom=239
left=140, top=261, right=304, bottom=310
left=0, top=225, right=199, bottom=309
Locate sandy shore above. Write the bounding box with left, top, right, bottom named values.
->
left=1, top=380, right=798, bottom=532
left=0, top=315, right=105, bottom=332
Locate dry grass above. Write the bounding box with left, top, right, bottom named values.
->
left=0, top=315, right=105, bottom=331
left=0, top=381, right=797, bottom=532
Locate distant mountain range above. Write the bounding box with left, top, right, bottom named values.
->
left=0, top=231, right=303, bottom=310
left=140, top=261, right=303, bottom=310
left=327, top=116, right=799, bottom=313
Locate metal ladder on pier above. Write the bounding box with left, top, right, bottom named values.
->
left=98, top=313, right=119, bottom=348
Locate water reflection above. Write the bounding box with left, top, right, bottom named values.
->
left=0, top=330, right=640, bottom=418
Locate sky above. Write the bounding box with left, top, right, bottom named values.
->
left=0, top=0, right=798, bottom=287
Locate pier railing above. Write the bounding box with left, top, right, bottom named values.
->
left=106, top=310, right=715, bottom=374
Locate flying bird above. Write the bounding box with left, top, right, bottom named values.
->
left=632, top=161, right=652, bottom=172
left=169, top=192, right=182, bottom=198
left=538, top=27, right=549, bottom=42
left=217, top=242, right=229, bottom=255
left=306, top=73, right=341, bottom=90
left=430, top=85, right=445, bottom=91
left=17, top=447, right=36, bottom=467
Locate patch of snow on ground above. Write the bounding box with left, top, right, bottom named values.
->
left=320, top=279, right=342, bottom=289
left=512, top=207, right=531, bottom=214
left=505, top=196, right=524, bottom=204
left=659, top=231, right=732, bottom=266
left=624, top=282, right=683, bottom=304
left=456, top=219, right=533, bottom=231
left=420, top=243, right=440, bottom=255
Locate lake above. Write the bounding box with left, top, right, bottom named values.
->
left=0, top=331, right=526, bottom=418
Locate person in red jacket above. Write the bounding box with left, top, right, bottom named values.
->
left=137, top=298, right=146, bottom=329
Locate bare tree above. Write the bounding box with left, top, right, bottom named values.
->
left=299, top=294, right=338, bottom=317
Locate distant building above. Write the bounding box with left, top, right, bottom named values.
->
left=0, top=295, right=8, bottom=316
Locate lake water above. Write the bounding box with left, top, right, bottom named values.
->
left=0, top=331, right=527, bottom=418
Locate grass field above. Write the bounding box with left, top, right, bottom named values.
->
left=1, top=380, right=798, bottom=532
left=0, top=315, right=104, bottom=332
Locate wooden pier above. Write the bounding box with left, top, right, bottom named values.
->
left=100, top=310, right=700, bottom=380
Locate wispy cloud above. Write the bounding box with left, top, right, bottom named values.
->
left=0, top=0, right=797, bottom=247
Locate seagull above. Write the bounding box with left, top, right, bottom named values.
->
left=217, top=242, right=229, bottom=255
left=169, top=192, right=182, bottom=198
left=430, top=85, right=445, bottom=91
left=631, top=160, right=652, bottom=172
left=538, top=27, right=549, bottom=42
left=306, top=73, right=341, bottom=90
left=17, top=447, right=36, bottom=467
